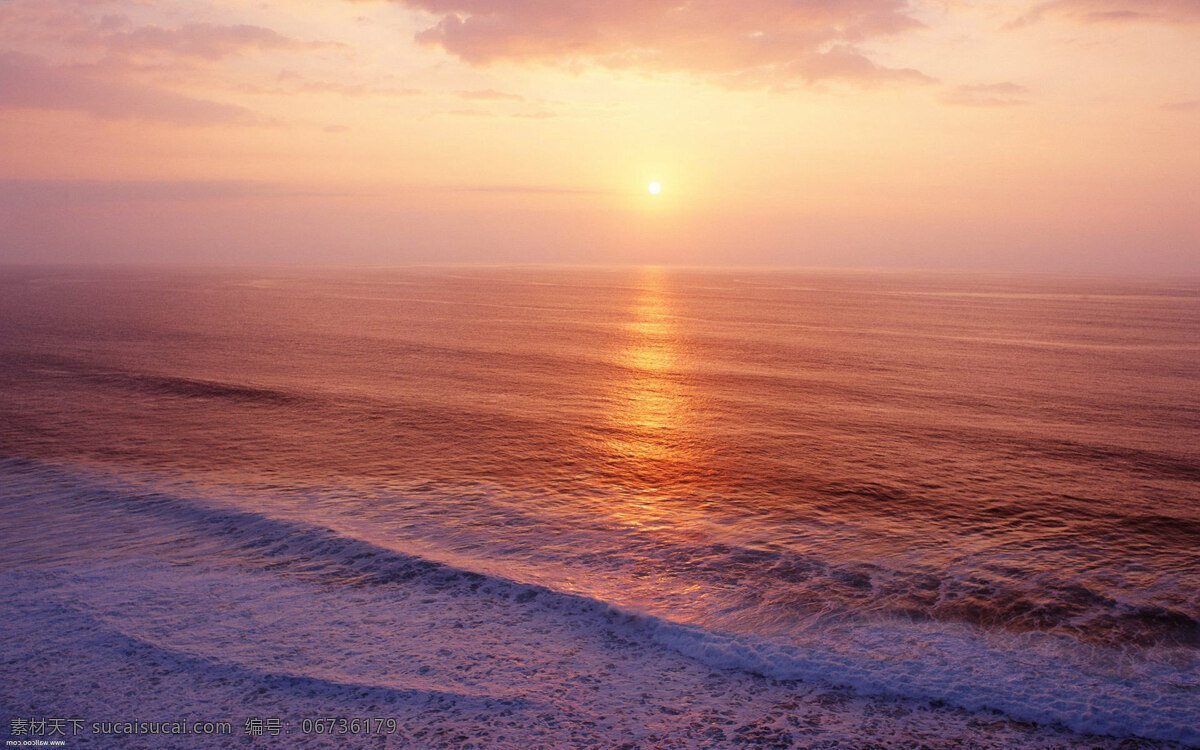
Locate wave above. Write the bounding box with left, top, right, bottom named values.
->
left=3, top=460, right=1197, bottom=745
left=0, top=351, right=308, bottom=407
left=1033, top=439, right=1200, bottom=483
left=39, top=457, right=1199, bottom=650
left=86, top=373, right=306, bottom=406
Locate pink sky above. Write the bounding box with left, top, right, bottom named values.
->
left=1, top=0, right=1197, bottom=272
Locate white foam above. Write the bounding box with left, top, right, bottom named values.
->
left=2, top=459, right=1198, bottom=747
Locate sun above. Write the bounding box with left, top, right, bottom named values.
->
left=647, top=181, right=662, bottom=195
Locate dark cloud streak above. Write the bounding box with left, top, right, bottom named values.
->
left=0, top=179, right=297, bottom=205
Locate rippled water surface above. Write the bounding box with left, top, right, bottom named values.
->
left=2, top=266, right=1198, bottom=746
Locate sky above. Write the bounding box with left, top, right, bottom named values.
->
left=0, top=0, right=1197, bottom=273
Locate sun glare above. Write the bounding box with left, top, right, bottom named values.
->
left=648, top=181, right=662, bottom=195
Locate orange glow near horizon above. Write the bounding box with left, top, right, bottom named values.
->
left=0, top=0, right=1197, bottom=272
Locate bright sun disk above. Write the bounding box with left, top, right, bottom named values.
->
left=648, top=181, right=662, bottom=195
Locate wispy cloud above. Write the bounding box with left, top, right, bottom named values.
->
left=266, top=71, right=423, bottom=97
left=0, top=179, right=293, bottom=204
left=444, top=184, right=613, bottom=195
left=103, top=23, right=341, bottom=60
left=1013, top=0, right=1200, bottom=26
left=0, top=52, right=264, bottom=124
left=941, top=82, right=1029, bottom=107
left=455, top=88, right=525, bottom=101
left=1162, top=99, right=1200, bottom=112
left=386, top=0, right=932, bottom=87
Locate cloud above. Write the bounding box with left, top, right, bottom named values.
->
left=1162, top=99, right=1200, bottom=111
left=1014, top=1, right=1200, bottom=26
left=390, top=0, right=932, bottom=87
left=456, top=88, right=525, bottom=101
left=0, top=179, right=289, bottom=205
left=941, top=82, right=1029, bottom=107
left=444, top=184, right=612, bottom=195
left=103, top=23, right=339, bottom=60
left=0, top=52, right=263, bottom=124
left=275, top=72, right=422, bottom=97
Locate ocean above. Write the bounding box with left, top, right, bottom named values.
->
left=2, top=266, right=1198, bottom=748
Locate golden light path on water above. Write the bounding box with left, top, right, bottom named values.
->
left=601, top=267, right=709, bottom=534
